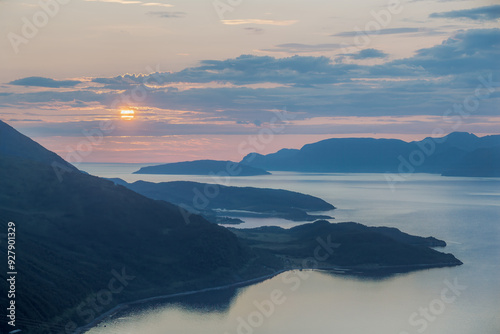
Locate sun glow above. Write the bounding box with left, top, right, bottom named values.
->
left=120, top=109, right=135, bottom=120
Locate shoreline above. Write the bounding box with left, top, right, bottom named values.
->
left=73, top=269, right=287, bottom=334
left=73, top=261, right=461, bottom=333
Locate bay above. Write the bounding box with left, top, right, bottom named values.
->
left=80, top=163, right=500, bottom=334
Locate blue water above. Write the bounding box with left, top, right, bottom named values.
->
left=80, top=163, right=500, bottom=334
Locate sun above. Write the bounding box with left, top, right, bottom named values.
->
left=120, top=109, right=135, bottom=120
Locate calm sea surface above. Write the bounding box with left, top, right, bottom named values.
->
left=80, top=163, right=500, bottom=334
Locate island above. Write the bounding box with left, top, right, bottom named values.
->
left=133, top=159, right=271, bottom=176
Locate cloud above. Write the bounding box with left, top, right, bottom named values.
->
left=88, top=29, right=499, bottom=86
left=351, top=48, right=388, bottom=59
left=84, top=0, right=141, bottom=4
left=0, top=90, right=107, bottom=107
left=7, top=119, right=43, bottom=122
left=221, top=19, right=297, bottom=26
left=89, top=54, right=357, bottom=86
left=8, top=77, right=81, bottom=88
left=174, top=55, right=359, bottom=85
left=384, top=28, right=500, bottom=76
left=3, top=73, right=499, bottom=131
left=244, top=27, right=264, bottom=34
left=430, top=5, right=500, bottom=20
left=3, top=28, right=499, bottom=131
left=261, top=43, right=343, bottom=53
left=12, top=114, right=500, bottom=140
left=141, top=2, right=174, bottom=8
left=12, top=120, right=271, bottom=137
left=333, top=27, right=423, bottom=37
left=84, top=0, right=173, bottom=7
left=147, top=11, right=186, bottom=18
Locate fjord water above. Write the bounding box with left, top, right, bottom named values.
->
left=81, top=164, right=500, bottom=334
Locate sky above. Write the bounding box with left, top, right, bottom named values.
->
left=0, top=0, right=499, bottom=163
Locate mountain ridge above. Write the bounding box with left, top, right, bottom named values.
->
left=240, top=132, right=500, bottom=176
left=0, top=120, right=77, bottom=173
left=107, top=178, right=335, bottom=223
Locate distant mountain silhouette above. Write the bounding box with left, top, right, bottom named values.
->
left=241, top=132, right=500, bottom=176
left=134, top=160, right=271, bottom=176
left=442, top=146, right=500, bottom=177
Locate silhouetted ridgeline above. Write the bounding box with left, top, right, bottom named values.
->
left=134, top=160, right=271, bottom=176
left=231, top=220, right=461, bottom=273
left=240, top=132, right=500, bottom=176
left=107, top=179, right=335, bottom=223
left=0, top=120, right=77, bottom=173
